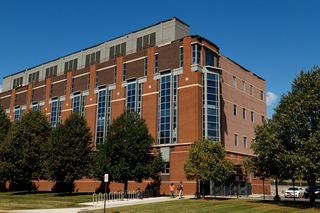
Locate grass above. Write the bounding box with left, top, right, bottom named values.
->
left=83, top=198, right=320, bottom=213
left=1, top=191, right=320, bottom=212
left=0, top=190, right=92, bottom=210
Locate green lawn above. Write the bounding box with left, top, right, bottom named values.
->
left=0, top=190, right=92, bottom=210
left=84, top=198, right=320, bottom=213
left=1, top=191, right=320, bottom=213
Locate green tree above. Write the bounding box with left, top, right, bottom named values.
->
left=0, top=105, right=11, bottom=142
left=184, top=138, right=234, bottom=199
left=243, top=118, right=288, bottom=200
left=93, top=109, right=165, bottom=191
left=42, top=112, right=93, bottom=193
left=0, top=105, right=11, bottom=189
left=271, top=65, right=320, bottom=205
left=0, top=110, right=51, bottom=192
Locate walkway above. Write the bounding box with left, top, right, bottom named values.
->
left=1, top=195, right=193, bottom=213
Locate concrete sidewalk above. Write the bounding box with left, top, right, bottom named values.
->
left=1, top=195, right=193, bottom=213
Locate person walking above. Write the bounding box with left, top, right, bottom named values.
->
left=170, top=183, right=175, bottom=198
left=178, top=181, right=183, bottom=199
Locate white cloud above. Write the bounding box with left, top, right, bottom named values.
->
left=266, top=92, right=278, bottom=106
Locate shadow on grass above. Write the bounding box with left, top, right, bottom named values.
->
left=191, top=197, right=233, bottom=201
left=248, top=199, right=320, bottom=210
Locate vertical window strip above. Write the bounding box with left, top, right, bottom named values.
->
left=71, top=78, right=74, bottom=93
left=244, top=137, right=247, bottom=148
left=14, top=94, right=17, bottom=106
left=243, top=108, right=246, bottom=119
left=114, top=66, right=117, bottom=83
left=87, top=74, right=90, bottom=90
left=192, top=44, right=200, bottom=65
left=250, top=85, right=253, bottom=95
left=95, top=71, right=98, bottom=87
left=154, top=55, right=158, bottom=73
left=126, top=83, right=136, bottom=112
left=50, top=101, right=58, bottom=129
left=137, top=83, right=142, bottom=116
left=172, top=75, right=178, bottom=143
left=73, top=96, right=81, bottom=113
left=242, top=81, right=245, bottom=91
left=235, top=134, right=238, bottom=146
left=96, top=90, right=107, bottom=147
left=57, top=101, right=62, bottom=125
left=261, top=91, right=264, bottom=100
left=251, top=111, right=254, bottom=122
left=234, top=105, right=237, bottom=116
left=44, top=86, right=46, bottom=100
left=144, top=58, right=148, bottom=76
left=64, top=80, right=67, bottom=95
left=233, top=76, right=236, bottom=87
left=205, top=73, right=219, bottom=142
left=50, top=84, right=53, bottom=98
left=81, top=96, right=86, bottom=116
left=14, top=109, right=20, bottom=121
left=31, top=90, right=34, bottom=102
left=123, top=64, right=126, bottom=81
left=180, top=47, right=183, bottom=67
left=158, top=75, right=171, bottom=144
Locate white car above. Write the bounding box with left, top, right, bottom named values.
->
left=284, top=187, right=304, bottom=198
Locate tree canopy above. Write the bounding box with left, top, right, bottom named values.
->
left=42, top=112, right=93, bottom=193
left=93, top=109, right=165, bottom=191
left=246, top=65, right=320, bottom=205
left=184, top=138, right=234, bottom=198
left=0, top=110, right=51, bottom=191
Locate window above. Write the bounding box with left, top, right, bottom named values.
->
left=114, top=66, right=117, bottom=83
left=123, top=64, right=126, bottom=81
left=192, top=44, right=201, bottom=65
left=252, top=138, right=255, bottom=143
left=14, top=108, right=21, bottom=121
left=233, top=76, right=236, bottom=87
left=161, top=162, right=170, bottom=174
left=64, top=80, right=67, bottom=95
left=31, top=90, right=34, bottom=102
left=95, top=71, right=99, bottom=87
left=95, top=89, right=112, bottom=147
left=234, top=105, right=237, bottom=116
left=64, top=59, right=78, bottom=71
left=13, top=76, right=23, bottom=89
left=87, top=74, right=90, bottom=90
left=126, top=82, right=142, bottom=114
left=136, top=32, right=156, bottom=51
left=180, top=47, right=183, bottom=67
left=243, top=108, right=245, bottom=119
left=253, top=171, right=257, bottom=179
left=109, top=42, right=126, bottom=59
left=251, top=111, right=254, bottom=122
left=73, top=94, right=86, bottom=116
left=14, top=94, right=17, bottom=106
left=85, top=51, right=100, bottom=67
left=28, top=71, right=39, bottom=84
left=44, top=86, right=46, bottom=100
left=262, top=115, right=265, bottom=123
left=203, top=73, right=219, bottom=142
left=242, top=81, right=245, bottom=91
left=217, top=56, right=220, bottom=68
left=154, top=55, right=158, bottom=73
left=235, top=134, right=238, bottom=146
left=144, top=58, right=148, bottom=76
left=158, top=75, right=178, bottom=144
left=244, top=137, right=247, bottom=148
left=71, top=78, right=74, bottom=93
left=250, top=85, right=253, bottom=95
left=50, top=84, right=53, bottom=98
left=261, top=90, right=264, bottom=100
left=45, top=65, right=57, bottom=78
left=205, top=48, right=215, bottom=66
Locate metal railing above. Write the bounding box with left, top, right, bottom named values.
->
left=92, top=188, right=160, bottom=204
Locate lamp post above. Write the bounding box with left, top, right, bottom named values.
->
left=260, top=176, right=265, bottom=200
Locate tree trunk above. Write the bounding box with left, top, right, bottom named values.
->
left=202, top=180, right=205, bottom=199
left=309, top=177, right=316, bottom=206
left=124, top=180, right=128, bottom=192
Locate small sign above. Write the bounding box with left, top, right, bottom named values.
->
left=104, top=174, right=109, bottom=182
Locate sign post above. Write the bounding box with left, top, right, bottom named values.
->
left=104, top=174, right=108, bottom=213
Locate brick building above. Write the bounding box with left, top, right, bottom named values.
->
left=0, top=17, right=269, bottom=195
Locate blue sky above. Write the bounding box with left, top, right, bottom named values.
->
left=0, top=0, right=319, bottom=118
